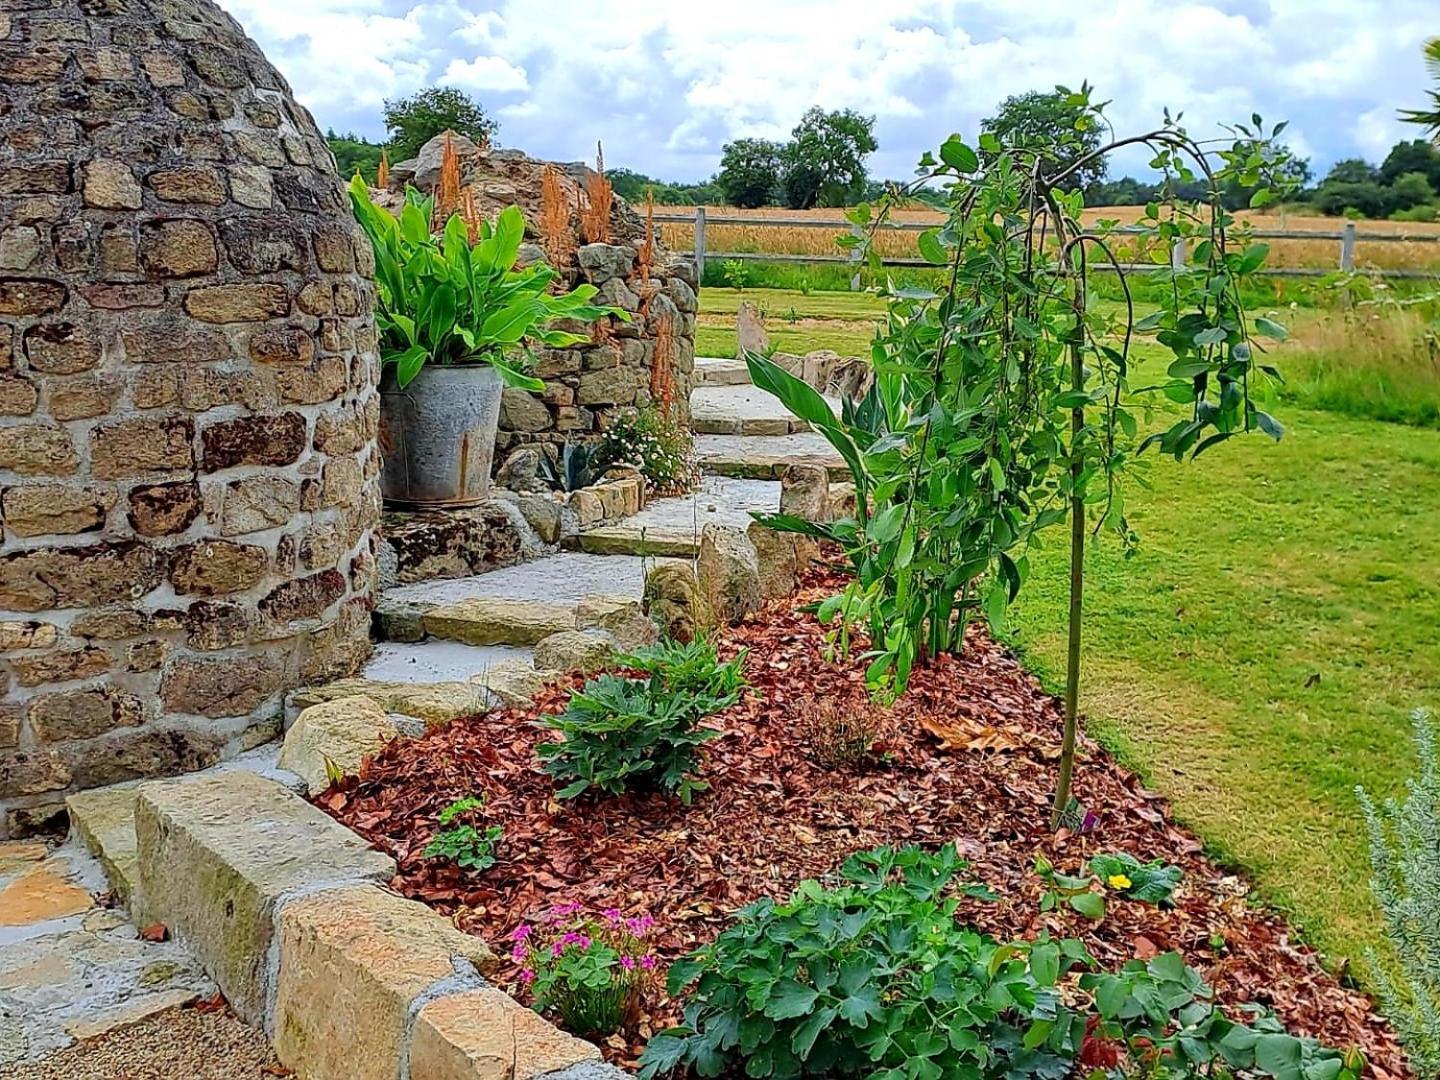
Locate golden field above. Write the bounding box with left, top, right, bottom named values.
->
left=657, top=205, right=1440, bottom=274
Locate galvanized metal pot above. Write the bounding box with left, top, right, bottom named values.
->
left=378, top=363, right=504, bottom=508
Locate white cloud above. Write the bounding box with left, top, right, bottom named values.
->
left=217, top=0, right=1437, bottom=181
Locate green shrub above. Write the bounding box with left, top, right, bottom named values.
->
left=597, top=406, right=699, bottom=495
left=1089, top=851, right=1183, bottom=906
left=641, top=844, right=1362, bottom=1080
left=1359, top=708, right=1440, bottom=1078
left=423, top=795, right=502, bottom=871
left=536, top=640, right=744, bottom=803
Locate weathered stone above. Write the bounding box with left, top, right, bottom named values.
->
left=575, top=594, right=658, bottom=649
left=0, top=750, right=72, bottom=799
left=0, top=708, right=19, bottom=752
left=577, top=365, right=640, bottom=406
left=248, top=326, right=314, bottom=365
left=219, top=216, right=306, bottom=273
left=0, top=375, right=39, bottom=415
left=0, top=485, right=113, bottom=537
left=0, top=863, right=93, bottom=926
left=274, top=884, right=495, bottom=1080
left=91, top=416, right=194, bottom=478
left=160, top=653, right=283, bottom=717
left=138, top=218, right=217, bottom=277
left=29, top=686, right=140, bottom=741
left=0, top=278, right=66, bottom=316
left=184, top=283, right=289, bottom=323
left=127, top=480, right=201, bottom=537
left=259, top=570, right=346, bottom=624
left=496, top=446, right=547, bottom=493
left=0, top=621, right=59, bottom=651
left=122, top=321, right=229, bottom=364
left=277, top=356, right=347, bottom=404
left=828, top=481, right=857, bottom=519
left=66, top=785, right=141, bottom=908
left=515, top=492, right=563, bottom=543
left=423, top=597, right=575, bottom=647
left=381, top=504, right=524, bottom=584
left=201, top=412, right=307, bottom=470
left=0, top=161, right=70, bottom=195
left=780, top=463, right=830, bottom=521
left=290, top=679, right=490, bottom=727
left=500, top=387, right=551, bottom=432
left=168, top=540, right=268, bottom=596
left=410, top=989, right=602, bottom=1080
left=736, top=300, right=769, bottom=358
left=533, top=629, right=617, bottom=673
left=181, top=600, right=254, bottom=651
left=228, top=163, right=273, bottom=209
left=49, top=374, right=123, bottom=421
left=0, top=225, right=42, bottom=269
left=65, top=726, right=232, bottom=793
left=147, top=166, right=225, bottom=204
left=134, top=771, right=394, bottom=1024
left=70, top=609, right=148, bottom=640
left=219, top=475, right=298, bottom=535
left=0, top=541, right=164, bottom=612
left=747, top=521, right=799, bottom=600
left=82, top=159, right=142, bottom=209
left=696, top=524, right=761, bottom=625
left=576, top=242, right=636, bottom=283
left=277, top=696, right=398, bottom=795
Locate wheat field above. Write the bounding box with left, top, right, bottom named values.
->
left=658, top=205, right=1440, bottom=274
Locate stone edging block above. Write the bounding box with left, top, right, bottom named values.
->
left=133, top=768, right=619, bottom=1079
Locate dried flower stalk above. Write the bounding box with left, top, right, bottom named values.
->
left=376, top=149, right=390, bottom=189
left=580, top=140, right=613, bottom=244
left=433, top=132, right=462, bottom=228
left=538, top=164, right=575, bottom=266
left=651, top=313, right=676, bottom=414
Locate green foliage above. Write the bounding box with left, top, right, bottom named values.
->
left=597, top=406, right=699, bottom=495
left=512, top=907, right=657, bottom=1037
left=1400, top=38, right=1440, bottom=140
left=719, top=139, right=784, bottom=208
left=1089, top=851, right=1183, bottom=906
left=640, top=844, right=1358, bottom=1080
left=1035, top=854, right=1107, bottom=920
left=747, top=99, right=1295, bottom=699
left=721, top=258, right=751, bottom=291
left=326, top=129, right=384, bottom=183
left=536, top=639, right=744, bottom=803
left=383, top=85, right=497, bottom=161
left=424, top=795, right=502, bottom=871
left=1358, top=709, right=1440, bottom=1078
left=349, top=178, right=618, bottom=389
left=781, top=107, right=879, bottom=210
left=1381, top=139, right=1440, bottom=189
left=982, top=86, right=1107, bottom=191
left=538, top=442, right=611, bottom=493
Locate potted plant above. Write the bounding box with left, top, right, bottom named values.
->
left=349, top=177, right=618, bottom=507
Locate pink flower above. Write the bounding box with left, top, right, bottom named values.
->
left=551, top=941, right=566, bottom=957
left=625, top=914, right=656, bottom=937
left=509, top=924, right=533, bottom=942
left=519, top=968, right=536, bottom=985
left=620, top=955, right=637, bottom=971
left=604, top=908, right=623, bottom=924
left=510, top=944, right=527, bottom=963
left=553, top=901, right=582, bottom=918
left=640, top=955, right=658, bottom=971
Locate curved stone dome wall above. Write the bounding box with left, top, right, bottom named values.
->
left=0, top=0, right=381, bottom=835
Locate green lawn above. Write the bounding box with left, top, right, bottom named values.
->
left=697, top=287, right=1440, bottom=970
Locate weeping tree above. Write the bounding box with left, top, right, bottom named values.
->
left=748, top=89, right=1298, bottom=828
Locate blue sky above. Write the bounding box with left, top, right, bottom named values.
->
left=217, top=0, right=1436, bottom=184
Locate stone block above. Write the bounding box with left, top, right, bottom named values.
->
left=1, top=485, right=114, bottom=537
left=66, top=784, right=140, bottom=910
left=278, top=695, right=398, bottom=795
left=160, top=653, right=282, bottom=718
left=410, top=989, right=601, bottom=1080
left=134, top=770, right=394, bottom=1024
left=184, top=283, right=290, bottom=323
left=289, top=679, right=491, bottom=727
left=423, top=597, right=576, bottom=647
left=91, top=416, right=194, bottom=478
left=274, top=884, right=494, bottom=1080
left=748, top=520, right=799, bottom=601
left=696, top=524, right=761, bottom=625
left=575, top=595, right=658, bottom=650
left=533, top=629, right=617, bottom=674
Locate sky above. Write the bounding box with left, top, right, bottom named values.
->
left=216, top=0, right=1437, bottom=184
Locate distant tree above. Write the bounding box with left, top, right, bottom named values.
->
left=326, top=130, right=384, bottom=183
left=1324, top=158, right=1379, bottom=185
left=780, top=107, right=878, bottom=209
left=1380, top=139, right=1440, bottom=189
left=1390, top=171, right=1436, bottom=211
left=982, top=88, right=1106, bottom=191
left=1400, top=38, right=1440, bottom=141
left=1312, top=180, right=1391, bottom=218
left=383, top=87, right=498, bottom=161
left=717, top=138, right=783, bottom=207
left=607, top=168, right=661, bottom=202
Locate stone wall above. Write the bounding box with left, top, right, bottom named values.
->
left=386, top=139, right=699, bottom=465
left=0, top=0, right=382, bottom=836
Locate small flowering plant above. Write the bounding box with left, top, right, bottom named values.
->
left=597, top=405, right=698, bottom=496
left=509, top=903, right=661, bottom=1037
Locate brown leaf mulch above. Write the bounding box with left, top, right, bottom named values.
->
left=317, top=565, right=1404, bottom=1077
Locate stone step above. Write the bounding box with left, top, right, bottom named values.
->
left=567, top=477, right=780, bottom=557
left=696, top=355, right=752, bottom=386
left=65, top=786, right=141, bottom=910
left=696, top=432, right=849, bottom=481
left=691, top=384, right=843, bottom=436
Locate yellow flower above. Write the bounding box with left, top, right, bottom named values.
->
left=1107, top=874, right=1133, bottom=891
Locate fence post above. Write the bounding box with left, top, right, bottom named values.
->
left=849, top=222, right=863, bottom=292
left=1169, top=237, right=1186, bottom=271
left=1340, top=220, right=1356, bottom=271
left=693, top=206, right=706, bottom=284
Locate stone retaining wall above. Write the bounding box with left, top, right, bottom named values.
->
left=0, top=0, right=381, bottom=837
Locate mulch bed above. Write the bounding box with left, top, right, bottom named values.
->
left=317, top=564, right=1404, bottom=1077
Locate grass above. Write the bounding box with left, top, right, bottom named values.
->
left=694, top=284, right=1440, bottom=972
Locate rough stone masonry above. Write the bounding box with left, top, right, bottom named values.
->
left=0, top=0, right=382, bottom=837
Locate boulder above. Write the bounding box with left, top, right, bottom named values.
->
left=780, top=463, right=831, bottom=522
left=471, top=658, right=553, bottom=708
left=696, top=524, right=761, bottom=625
left=828, top=481, right=858, bottom=520
left=748, top=521, right=799, bottom=601
left=533, top=629, right=618, bottom=673
left=495, top=446, right=549, bottom=493
left=575, top=594, right=658, bottom=650
left=411, top=130, right=481, bottom=191
left=643, top=563, right=710, bottom=644
left=278, top=695, right=399, bottom=795
left=735, top=300, right=769, bottom=359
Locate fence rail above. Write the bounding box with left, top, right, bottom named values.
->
left=653, top=209, right=1440, bottom=286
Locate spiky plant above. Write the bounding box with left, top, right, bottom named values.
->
left=1358, top=708, right=1440, bottom=1078
left=1400, top=39, right=1440, bottom=143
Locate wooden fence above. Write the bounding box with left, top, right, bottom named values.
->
left=654, top=210, right=1440, bottom=289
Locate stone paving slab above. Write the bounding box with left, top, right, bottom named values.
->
left=382, top=551, right=657, bottom=608
left=64, top=787, right=140, bottom=913
left=363, top=640, right=533, bottom=685
left=696, top=356, right=751, bottom=385
left=695, top=432, right=848, bottom=480
left=570, top=477, right=779, bottom=557
left=691, top=384, right=843, bottom=436
left=0, top=841, right=213, bottom=1066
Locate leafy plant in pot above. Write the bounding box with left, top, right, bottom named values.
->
left=349, top=177, right=620, bottom=507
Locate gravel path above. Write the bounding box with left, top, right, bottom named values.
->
left=0, top=1005, right=284, bottom=1080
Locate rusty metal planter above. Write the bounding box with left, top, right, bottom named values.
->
left=378, top=364, right=504, bottom=508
